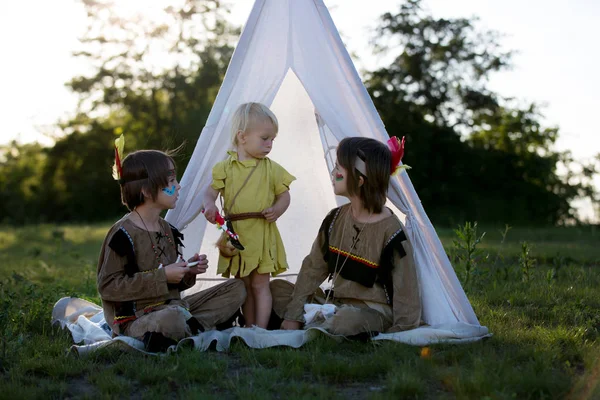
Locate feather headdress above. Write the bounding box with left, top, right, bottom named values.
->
left=112, top=134, right=125, bottom=182
left=387, top=136, right=411, bottom=176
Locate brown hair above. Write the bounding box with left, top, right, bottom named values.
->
left=119, top=150, right=176, bottom=211
left=337, top=137, right=391, bottom=213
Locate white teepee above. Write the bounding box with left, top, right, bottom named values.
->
left=166, top=0, right=485, bottom=330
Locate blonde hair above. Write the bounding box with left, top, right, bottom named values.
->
left=230, top=102, right=279, bottom=145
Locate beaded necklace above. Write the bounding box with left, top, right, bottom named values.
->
left=134, top=209, right=177, bottom=264
left=325, top=206, right=372, bottom=303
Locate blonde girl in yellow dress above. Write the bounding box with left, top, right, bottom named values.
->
left=203, top=103, right=296, bottom=328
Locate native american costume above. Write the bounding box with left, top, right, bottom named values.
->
left=271, top=204, right=422, bottom=336
left=97, top=216, right=245, bottom=344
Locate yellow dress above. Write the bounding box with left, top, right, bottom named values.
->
left=211, top=151, right=296, bottom=278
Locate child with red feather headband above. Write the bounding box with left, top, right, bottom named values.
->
left=270, top=136, right=421, bottom=337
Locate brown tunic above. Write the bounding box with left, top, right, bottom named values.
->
left=96, top=216, right=195, bottom=335
left=282, top=205, right=422, bottom=333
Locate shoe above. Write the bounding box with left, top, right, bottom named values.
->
left=142, top=331, right=177, bottom=352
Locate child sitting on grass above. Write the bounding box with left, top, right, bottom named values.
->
left=97, top=140, right=246, bottom=352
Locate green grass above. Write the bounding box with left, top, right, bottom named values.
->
left=437, top=224, right=600, bottom=263
left=1, top=222, right=599, bottom=399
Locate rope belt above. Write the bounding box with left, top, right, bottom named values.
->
left=227, top=212, right=266, bottom=222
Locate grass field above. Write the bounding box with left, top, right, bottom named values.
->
left=0, top=222, right=599, bottom=399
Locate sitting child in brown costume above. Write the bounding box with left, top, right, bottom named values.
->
left=271, top=137, right=422, bottom=337
left=97, top=139, right=246, bottom=352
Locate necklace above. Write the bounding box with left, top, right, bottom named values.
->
left=134, top=209, right=177, bottom=264
left=325, top=206, right=372, bottom=303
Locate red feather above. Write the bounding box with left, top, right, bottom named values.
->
left=387, top=136, right=405, bottom=173
left=215, top=211, right=226, bottom=226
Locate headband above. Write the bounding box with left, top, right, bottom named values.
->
left=353, top=136, right=410, bottom=177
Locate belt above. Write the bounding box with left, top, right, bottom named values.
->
left=227, top=212, right=265, bottom=221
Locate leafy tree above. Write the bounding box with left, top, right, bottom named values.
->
left=0, top=142, right=47, bottom=223
left=39, top=121, right=121, bottom=221
left=367, top=0, right=598, bottom=225
left=15, top=0, right=237, bottom=223
left=2, top=0, right=597, bottom=225
left=67, top=0, right=237, bottom=153
left=369, top=0, right=510, bottom=129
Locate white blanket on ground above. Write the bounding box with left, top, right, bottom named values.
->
left=52, top=297, right=491, bottom=356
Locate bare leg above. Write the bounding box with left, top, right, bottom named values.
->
left=251, top=270, right=272, bottom=329
left=241, top=275, right=255, bottom=327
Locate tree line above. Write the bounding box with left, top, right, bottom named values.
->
left=1, top=0, right=597, bottom=226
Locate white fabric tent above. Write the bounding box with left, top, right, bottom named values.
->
left=165, top=0, right=485, bottom=330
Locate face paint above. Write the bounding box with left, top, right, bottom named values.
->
left=162, top=185, right=176, bottom=196
left=335, top=173, right=344, bottom=182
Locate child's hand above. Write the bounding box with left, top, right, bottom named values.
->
left=262, top=206, right=282, bottom=222
left=164, top=261, right=189, bottom=283
left=281, top=320, right=302, bottom=330
left=263, top=191, right=290, bottom=222
left=203, top=204, right=218, bottom=224
left=186, top=253, right=208, bottom=275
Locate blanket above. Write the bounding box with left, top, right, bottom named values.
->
left=52, top=297, right=491, bottom=355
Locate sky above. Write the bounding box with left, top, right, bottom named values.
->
left=0, top=0, right=598, bottom=219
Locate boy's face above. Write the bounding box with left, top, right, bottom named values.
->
left=156, top=165, right=180, bottom=210
left=331, top=161, right=349, bottom=197
left=239, top=119, right=277, bottom=159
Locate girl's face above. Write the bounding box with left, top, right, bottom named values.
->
left=238, top=119, right=277, bottom=159
left=331, top=161, right=349, bottom=197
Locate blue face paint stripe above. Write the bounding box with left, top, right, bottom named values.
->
left=162, top=185, right=176, bottom=196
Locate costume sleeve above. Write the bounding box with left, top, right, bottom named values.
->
left=179, top=272, right=197, bottom=291
left=387, top=236, right=422, bottom=333
left=271, top=160, right=296, bottom=196
left=97, top=231, right=170, bottom=302
left=210, top=160, right=227, bottom=192
left=283, top=226, right=329, bottom=322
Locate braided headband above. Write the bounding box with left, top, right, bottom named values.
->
left=354, top=136, right=410, bottom=177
